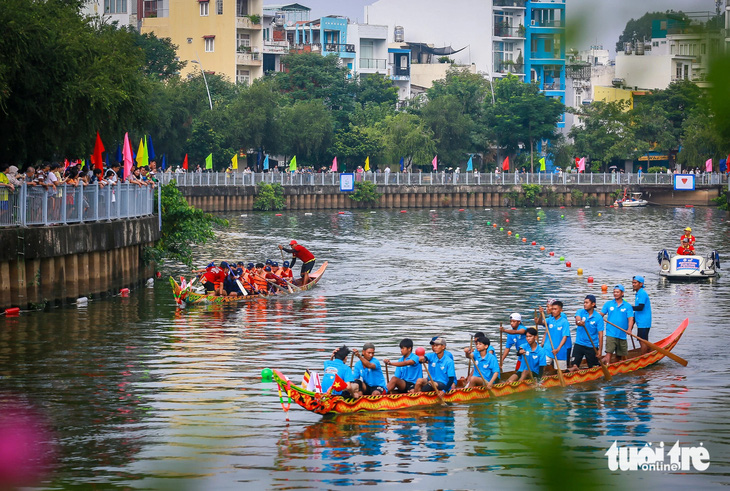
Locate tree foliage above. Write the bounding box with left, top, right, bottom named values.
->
left=570, top=100, right=637, bottom=170
left=253, top=182, right=286, bottom=211
left=615, top=11, right=689, bottom=53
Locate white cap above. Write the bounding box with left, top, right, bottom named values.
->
left=509, top=313, right=522, bottom=321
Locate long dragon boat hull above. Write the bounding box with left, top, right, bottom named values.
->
left=272, top=318, right=688, bottom=415
left=171, top=261, right=328, bottom=306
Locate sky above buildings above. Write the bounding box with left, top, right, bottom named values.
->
left=301, top=0, right=720, bottom=55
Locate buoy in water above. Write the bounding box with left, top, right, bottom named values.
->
left=587, top=276, right=594, bottom=283
left=561, top=215, right=565, bottom=218
left=338, top=211, right=345, bottom=214
left=508, top=231, right=512, bottom=235
left=400, top=210, right=407, bottom=213
left=540, top=246, right=545, bottom=250
left=566, top=262, right=572, bottom=267
left=577, top=268, right=583, bottom=275
left=5, top=307, right=20, bottom=316
left=120, top=288, right=130, bottom=297
left=601, top=284, right=608, bottom=292
left=559, top=256, right=565, bottom=261
left=537, top=216, right=541, bottom=221
left=598, top=213, right=602, bottom=216
left=305, top=212, right=313, bottom=216
left=522, top=238, right=527, bottom=242
left=459, top=208, right=465, bottom=211
left=493, top=224, right=498, bottom=228
left=261, top=368, right=273, bottom=383
left=275, top=213, right=282, bottom=216
left=506, top=219, right=510, bottom=223
left=156, top=271, right=162, bottom=278
left=487, top=221, right=491, bottom=225
left=515, top=233, right=519, bottom=238
left=511, top=207, right=517, bottom=210
left=500, top=227, right=504, bottom=231
left=531, top=241, right=536, bottom=245
left=549, top=251, right=555, bottom=256
left=77, top=296, right=88, bottom=305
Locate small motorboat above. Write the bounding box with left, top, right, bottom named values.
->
left=657, top=249, right=720, bottom=280
left=614, top=192, right=648, bottom=207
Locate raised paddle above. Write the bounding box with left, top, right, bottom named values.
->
left=602, top=318, right=688, bottom=366
left=541, top=308, right=567, bottom=387
left=499, top=322, right=503, bottom=371
left=226, top=266, right=248, bottom=297
left=350, top=352, right=355, bottom=370
left=578, top=319, right=612, bottom=381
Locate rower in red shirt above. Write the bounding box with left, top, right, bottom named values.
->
left=279, top=240, right=316, bottom=285
left=676, top=239, right=695, bottom=256
left=193, top=261, right=227, bottom=296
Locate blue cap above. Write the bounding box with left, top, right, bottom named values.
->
left=585, top=294, right=596, bottom=303
left=207, top=262, right=215, bottom=268
left=272, top=261, right=279, bottom=267
left=235, top=268, right=243, bottom=275
left=614, top=284, right=625, bottom=292
left=265, top=259, right=273, bottom=265
left=247, top=262, right=254, bottom=269
left=220, top=261, right=229, bottom=269
left=633, top=275, right=645, bottom=284
left=283, top=261, right=290, bottom=268
left=265, top=266, right=272, bottom=272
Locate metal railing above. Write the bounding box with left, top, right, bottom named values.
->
left=155, top=171, right=728, bottom=188
left=359, top=58, right=387, bottom=70
left=0, top=183, right=155, bottom=227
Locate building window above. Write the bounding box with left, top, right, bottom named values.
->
left=200, top=1, right=209, bottom=17
left=205, top=37, right=215, bottom=52
left=105, top=0, right=126, bottom=13
left=676, top=63, right=682, bottom=79
left=216, top=0, right=222, bottom=15
left=237, top=68, right=250, bottom=85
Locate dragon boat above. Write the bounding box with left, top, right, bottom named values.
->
left=170, top=261, right=328, bottom=305
left=270, top=318, right=688, bottom=415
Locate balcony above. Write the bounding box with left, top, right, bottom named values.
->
left=236, top=52, right=262, bottom=66
left=497, top=62, right=524, bottom=74
left=494, top=25, right=525, bottom=38
left=359, top=58, right=387, bottom=70
left=530, top=19, right=564, bottom=28
left=493, top=0, right=526, bottom=7
left=542, top=82, right=564, bottom=91
left=263, top=40, right=289, bottom=54
left=236, top=16, right=262, bottom=30
left=324, top=43, right=356, bottom=54
left=393, top=65, right=410, bottom=77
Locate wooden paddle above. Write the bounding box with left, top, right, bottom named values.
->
left=350, top=352, right=355, bottom=369
left=521, top=353, right=535, bottom=382
left=541, top=308, right=567, bottom=387
left=226, top=266, right=248, bottom=297
left=603, top=318, right=688, bottom=366
left=578, top=319, right=612, bottom=381
left=422, top=361, right=447, bottom=405
left=499, top=323, right=503, bottom=371
left=465, top=335, right=474, bottom=382
left=384, top=363, right=390, bottom=385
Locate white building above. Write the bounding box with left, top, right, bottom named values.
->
left=348, top=23, right=389, bottom=77
left=81, top=0, right=136, bottom=27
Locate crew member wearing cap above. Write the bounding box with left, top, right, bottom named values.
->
left=676, top=238, right=695, bottom=255
left=600, top=285, right=635, bottom=364
left=250, top=263, right=270, bottom=294
left=632, top=275, right=652, bottom=354
left=193, top=261, right=227, bottom=296
left=680, top=227, right=695, bottom=246
left=280, top=261, right=293, bottom=281
left=279, top=240, right=316, bottom=285
left=540, top=301, right=571, bottom=371
left=500, top=313, right=528, bottom=369
left=352, top=342, right=388, bottom=396
left=413, top=337, right=455, bottom=394
left=322, top=346, right=357, bottom=397
left=570, top=295, right=604, bottom=371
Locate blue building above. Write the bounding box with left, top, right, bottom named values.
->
left=286, top=16, right=356, bottom=74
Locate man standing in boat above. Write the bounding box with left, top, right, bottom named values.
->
left=600, top=285, right=635, bottom=364
left=631, top=275, right=652, bottom=355
left=540, top=301, right=571, bottom=371
left=413, top=337, right=455, bottom=394
left=570, top=295, right=604, bottom=371
left=279, top=240, right=316, bottom=285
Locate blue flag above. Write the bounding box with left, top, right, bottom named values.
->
left=116, top=143, right=122, bottom=163
left=147, top=135, right=156, bottom=160
left=161, top=154, right=166, bottom=170
left=399, top=157, right=404, bottom=172
left=105, top=153, right=109, bottom=168
left=263, top=155, right=269, bottom=170
left=466, top=156, right=473, bottom=172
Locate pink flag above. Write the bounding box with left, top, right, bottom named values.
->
left=432, top=155, right=438, bottom=171
left=332, top=156, right=338, bottom=172
left=122, top=132, right=133, bottom=179
left=705, top=158, right=713, bottom=172
left=578, top=157, right=586, bottom=173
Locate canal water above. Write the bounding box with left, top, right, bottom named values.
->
left=1, top=206, right=729, bottom=489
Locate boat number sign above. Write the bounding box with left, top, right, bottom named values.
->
left=676, top=258, right=700, bottom=270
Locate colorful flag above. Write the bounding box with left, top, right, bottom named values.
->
left=364, top=156, right=370, bottom=171
left=312, top=372, right=322, bottom=393
left=332, top=156, right=337, bottom=172
left=64, top=158, right=70, bottom=169
left=115, top=143, right=122, bottom=163
left=231, top=153, right=238, bottom=170
left=182, top=154, right=189, bottom=170
left=331, top=373, right=348, bottom=393
left=147, top=135, right=156, bottom=160
left=205, top=153, right=213, bottom=170
left=289, top=155, right=297, bottom=172
left=301, top=370, right=311, bottom=389
left=539, top=157, right=546, bottom=171
left=466, top=155, right=473, bottom=172
left=502, top=156, right=509, bottom=171
left=161, top=154, right=166, bottom=170
left=263, top=155, right=269, bottom=170
left=432, top=155, right=438, bottom=171
left=399, top=157, right=404, bottom=172
left=705, top=158, right=713, bottom=172
left=135, top=137, right=148, bottom=167
left=122, top=132, right=133, bottom=179
left=92, top=131, right=105, bottom=171
left=578, top=157, right=586, bottom=173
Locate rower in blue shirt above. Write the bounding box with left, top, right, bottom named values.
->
left=464, top=336, right=500, bottom=389
left=507, top=328, right=547, bottom=382
left=631, top=275, right=652, bottom=354
left=322, top=346, right=357, bottom=397
left=600, top=284, right=635, bottom=364
left=500, top=313, right=527, bottom=369
left=540, top=301, right=571, bottom=371
left=413, top=336, right=455, bottom=394
left=384, top=338, right=422, bottom=393
left=570, top=294, right=605, bottom=371
left=352, top=342, right=388, bottom=396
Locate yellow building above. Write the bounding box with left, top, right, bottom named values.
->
left=141, top=0, right=263, bottom=84
left=593, top=86, right=634, bottom=109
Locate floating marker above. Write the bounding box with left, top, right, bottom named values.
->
left=77, top=297, right=88, bottom=305
left=146, top=278, right=154, bottom=287
left=511, top=207, right=517, bottom=210
left=540, top=246, right=545, bottom=250
left=561, top=215, right=565, bottom=218
left=506, top=219, right=510, bottom=223
left=156, top=271, right=162, bottom=278
left=560, top=206, right=565, bottom=209
left=549, top=251, right=555, bottom=256
left=484, top=208, right=491, bottom=211
left=515, top=233, right=519, bottom=238
left=400, top=210, right=407, bottom=213
left=566, top=262, right=572, bottom=267
left=430, top=209, right=437, bottom=212
left=522, top=238, right=527, bottom=242
left=587, top=276, right=594, bottom=283
left=459, top=208, right=465, bottom=211
left=500, top=227, right=504, bottom=231
left=240, top=214, right=247, bottom=217
left=120, top=288, right=130, bottom=296
left=338, top=211, right=345, bottom=214
left=601, top=284, right=608, bottom=292
left=532, top=241, right=537, bottom=245
left=305, top=212, right=313, bottom=216
left=261, top=368, right=273, bottom=383
left=584, top=206, right=590, bottom=209
left=508, top=231, right=512, bottom=235
left=275, top=213, right=283, bottom=216
left=487, top=221, right=491, bottom=225
left=537, top=216, right=541, bottom=221
left=559, top=256, right=565, bottom=261
left=494, top=224, right=498, bottom=228
left=577, top=268, right=583, bottom=275
left=536, top=207, right=542, bottom=210
left=4, top=307, right=20, bottom=316
left=685, top=205, right=694, bottom=208
left=370, top=211, right=377, bottom=214
left=598, top=213, right=602, bottom=216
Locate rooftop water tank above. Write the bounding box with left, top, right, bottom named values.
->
left=635, top=42, right=645, bottom=55
left=394, top=25, right=404, bottom=42
left=275, top=12, right=285, bottom=27
left=624, top=42, right=632, bottom=54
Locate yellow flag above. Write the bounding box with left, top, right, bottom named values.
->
left=231, top=154, right=238, bottom=170
left=364, top=156, right=370, bottom=171
left=135, top=137, right=148, bottom=167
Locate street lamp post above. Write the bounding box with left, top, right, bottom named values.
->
left=190, top=58, right=213, bottom=110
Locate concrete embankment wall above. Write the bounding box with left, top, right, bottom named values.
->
left=179, top=184, right=722, bottom=212
left=0, top=217, right=159, bottom=310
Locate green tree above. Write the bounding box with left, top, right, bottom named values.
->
left=483, top=75, right=564, bottom=170
left=332, top=125, right=382, bottom=168
left=129, top=29, right=186, bottom=81
left=226, top=78, right=283, bottom=156
left=570, top=100, right=638, bottom=170
left=356, top=74, right=398, bottom=107
left=280, top=99, right=333, bottom=164
left=421, top=95, right=473, bottom=167
left=427, top=68, right=490, bottom=121
left=253, top=182, right=286, bottom=211
left=378, top=112, right=436, bottom=169
left=676, top=110, right=723, bottom=168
